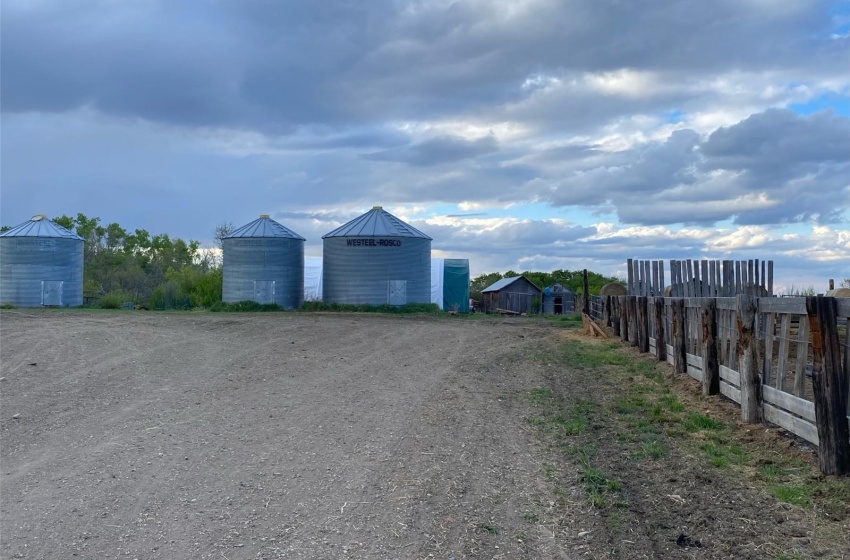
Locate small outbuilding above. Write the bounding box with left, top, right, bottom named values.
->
left=542, top=283, right=575, bottom=315
left=481, top=275, right=542, bottom=315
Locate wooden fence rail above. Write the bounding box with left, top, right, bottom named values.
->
left=593, top=294, right=850, bottom=475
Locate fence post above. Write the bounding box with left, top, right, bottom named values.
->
left=582, top=269, right=590, bottom=316
left=701, top=298, right=719, bottom=396
left=806, top=296, right=850, bottom=475
left=654, top=298, right=666, bottom=362
left=612, top=297, right=621, bottom=337
left=671, top=298, right=686, bottom=374
left=603, top=295, right=611, bottom=326
left=637, top=296, right=650, bottom=352
left=628, top=297, right=639, bottom=347
left=619, top=295, right=628, bottom=342
left=737, top=294, right=762, bottom=424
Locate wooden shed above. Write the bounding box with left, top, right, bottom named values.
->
left=481, top=276, right=542, bottom=315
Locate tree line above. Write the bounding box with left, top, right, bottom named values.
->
left=3, top=213, right=628, bottom=309
left=48, top=213, right=223, bottom=309
left=470, top=269, right=622, bottom=301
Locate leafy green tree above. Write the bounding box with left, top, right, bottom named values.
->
left=47, top=213, right=216, bottom=307
left=470, top=272, right=504, bottom=301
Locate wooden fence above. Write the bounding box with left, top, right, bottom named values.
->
left=592, top=294, right=850, bottom=475
left=626, top=259, right=774, bottom=297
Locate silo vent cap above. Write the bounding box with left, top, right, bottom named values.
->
left=259, top=214, right=270, bottom=218
left=32, top=214, right=47, bottom=221
left=372, top=205, right=382, bottom=210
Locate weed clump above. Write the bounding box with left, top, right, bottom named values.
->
left=209, top=301, right=282, bottom=312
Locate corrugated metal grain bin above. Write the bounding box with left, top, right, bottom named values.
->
left=222, top=215, right=305, bottom=309
left=322, top=206, right=431, bottom=305
left=0, top=214, right=84, bottom=307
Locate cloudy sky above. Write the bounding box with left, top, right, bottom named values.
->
left=2, top=0, right=849, bottom=290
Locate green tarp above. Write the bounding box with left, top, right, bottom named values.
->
left=443, top=258, right=470, bottom=312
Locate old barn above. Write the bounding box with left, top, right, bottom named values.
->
left=481, top=275, right=542, bottom=315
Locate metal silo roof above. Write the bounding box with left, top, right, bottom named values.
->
left=322, top=206, right=432, bottom=239
left=224, top=215, right=306, bottom=240
left=0, top=215, right=83, bottom=240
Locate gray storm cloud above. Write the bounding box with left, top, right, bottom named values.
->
left=1, top=0, right=848, bottom=283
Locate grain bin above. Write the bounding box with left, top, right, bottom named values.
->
left=322, top=206, right=431, bottom=305
left=0, top=214, right=84, bottom=307
left=222, top=215, right=305, bottom=309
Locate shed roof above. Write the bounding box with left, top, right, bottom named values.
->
left=322, top=206, right=431, bottom=239
left=0, top=215, right=83, bottom=240
left=224, top=215, right=305, bottom=240
left=482, top=275, right=542, bottom=293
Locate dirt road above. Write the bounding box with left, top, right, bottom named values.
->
left=1, top=311, right=847, bottom=559
left=2, top=312, right=570, bottom=559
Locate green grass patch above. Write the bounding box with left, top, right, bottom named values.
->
left=552, top=400, right=596, bottom=436
left=545, top=313, right=583, bottom=327
left=638, top=436, right=667, bottom=459
left=530, top=333, right=850, bottom=522
left=699, top=440, right=748, bottom=468
left=758, top=463, right=789, bottom=483
left=560, top=340, right=631, bottom=369
left=769, top=485, right=813, bottom=507
left=659, top=394, right=685, bottom=412
left=579, top=463, right=621, bottom=508
left=525, top=387, right=554, bottom=406
left=682, top=413, right=725, bottom=432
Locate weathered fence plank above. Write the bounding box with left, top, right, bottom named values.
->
left=638, top=296, right=650, bottom=352
left=776, top=314, right=791, bottom=392
left=619, top=295, right=628, bottom=342
left=737, top=295, right=762, bottom=424
left=686, top=260, right=694, bottom=297
left=654, top=298, right=666, bottom=362
left=763, top=385, right=815, bottom=423
left=763, top=312, right=775, bottom=387
left=731, top=260, right=739, bottom=296
left=612, top=297, right=621, bottom=337
left=659, top=261, right=665, bottom=297
left=767, top=261, right=774, bottom=297
left=628, top=297, right=638, bottom=347
left=806, top=296, right=850, bottom=475
left=763, top=404, right=819, bottom=446
left=794, top=318, right=809, bottom=398
left=701, top=298, right=719, bottom=396
left=671, top=298, right=687, bottom=374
